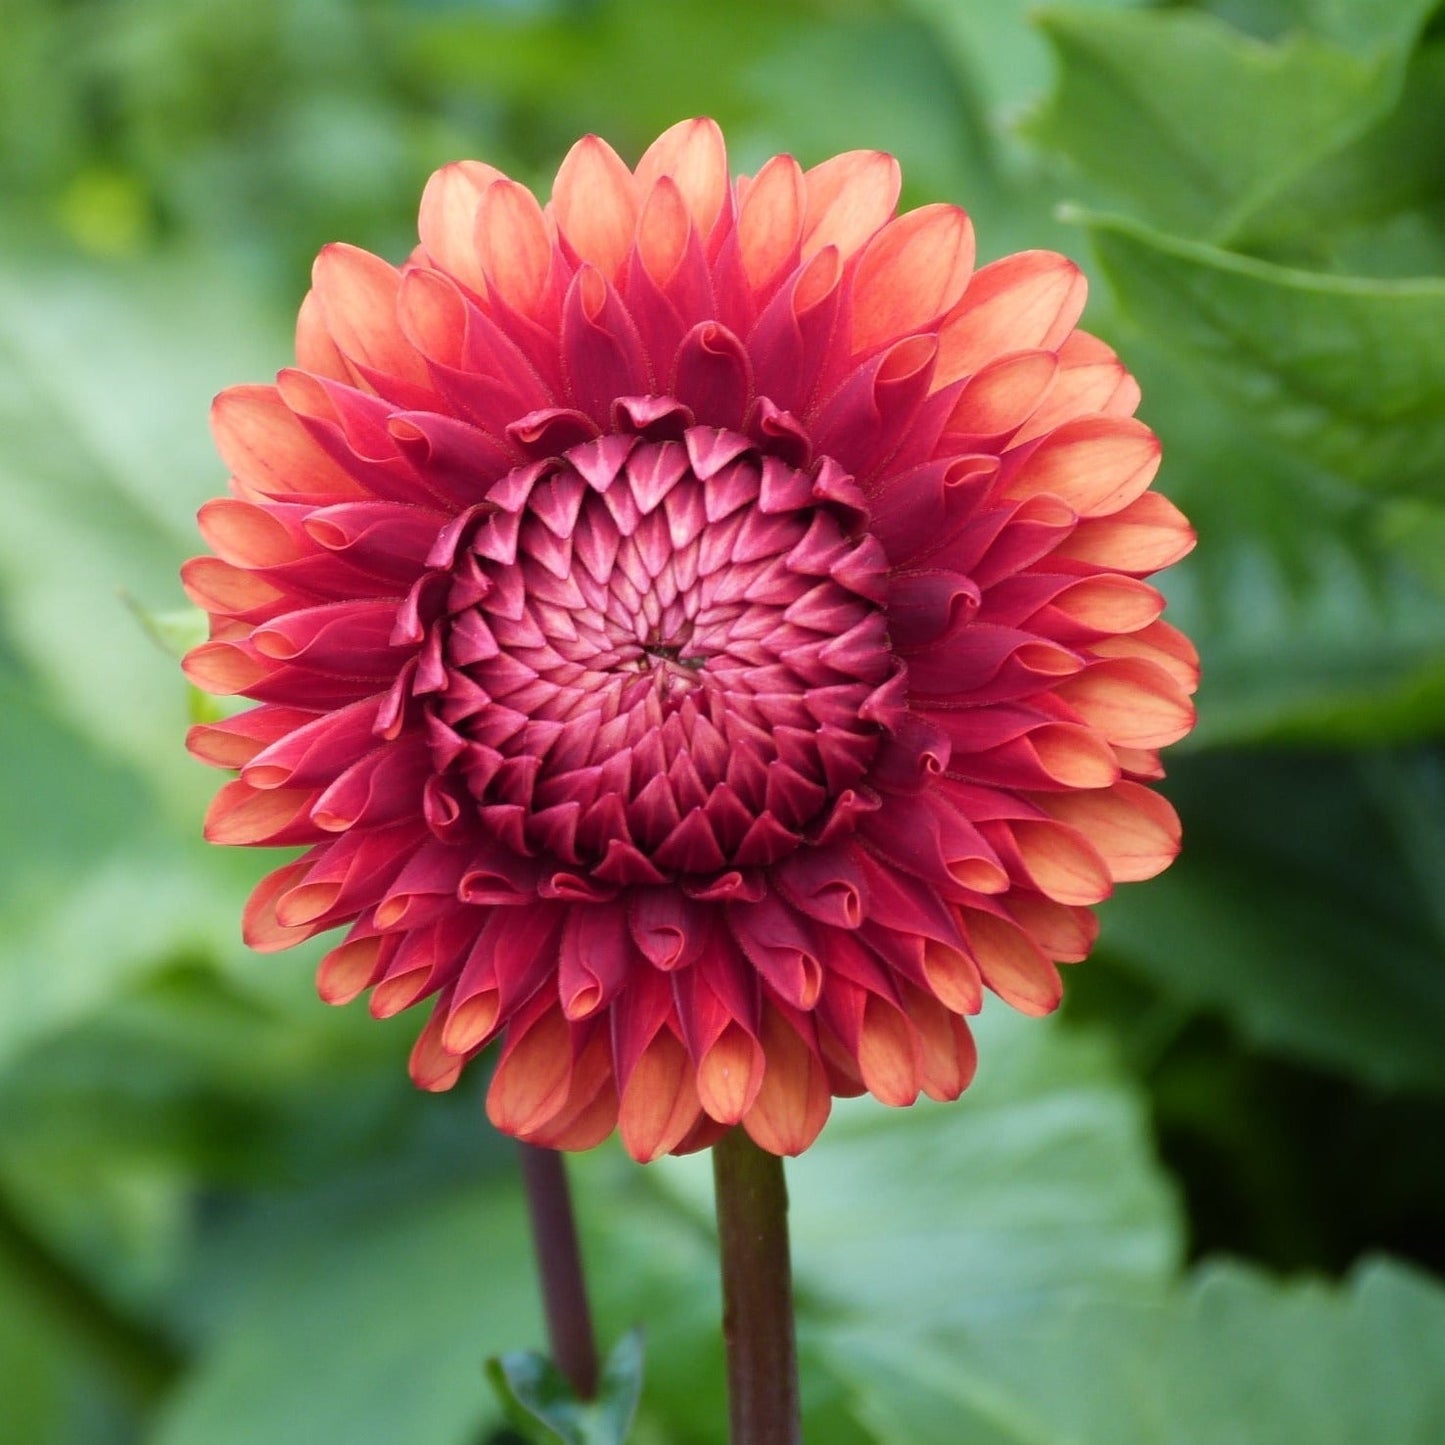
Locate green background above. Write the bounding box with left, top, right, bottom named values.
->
left=1, top=0, right=1443, bottom=1439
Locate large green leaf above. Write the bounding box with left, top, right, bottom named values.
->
left=897, top=0, right=1148, bottom=135
left=1101, top=750, right=1445, bottom=1094
left=564, top=1007, right=1179, bottom=1440
left=837, top=1257, right=1445, bottom=1444
left=1131, top=345, right=1445, bottom=750
left=0, top=655, right=267, bottom=1075
left=1245, top=43, right=1445, bottom=274
left=1203, top=0, right=1443, bottom=53
left=1028, top=4, right=1433, bottom=243
left=643, top=1007, right=1182, bottom=1327
left=153, top=1174, right=539, bottom=1445
left=1079, top=210, right=1445, bottom=500
left=0, top=258, right=286, bottom=803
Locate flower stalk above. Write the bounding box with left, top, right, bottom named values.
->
left=712, top=1128, right=801, bottom=1444
left=517, top=1143, right=599, bottom=1400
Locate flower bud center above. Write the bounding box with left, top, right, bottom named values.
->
left=419, top=426, right=897, bottom=879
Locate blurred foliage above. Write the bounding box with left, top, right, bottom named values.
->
left=1, top=0, right=1443, bottom=1440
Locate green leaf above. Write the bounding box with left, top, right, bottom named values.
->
left=153, top=1177, right=541, bottom=1445
left=836, top=1256, right=1445, bottom=1444
left=1077, top=210, right=1445, bottom=500
left=122, top=598, right=209, bottom=662
left=1204, top=0, right=1442, bottom=54
left=1103, top=334, right=1445, bottom=749
left=1100, top=750, right=1445, bottom=1094
left=1244, top=43, right=1445, bottom=272
left=0, top=256, right=286, bottom=803
left=487, top=1329, right=644, bottom=1445
left=1028, top=5, right=1433, bottom=243
left=568, top=1008, right=1179, bottom=1440
left=897, top=0, right=1149, bottom=134
left=645, top=1008, right=1182, bottom=1331
left=1377, top=497, right=1445, bottom=599
left=0, top=1254, right=74, bottom=1445
left=0, top=653, right=268, bottom=1076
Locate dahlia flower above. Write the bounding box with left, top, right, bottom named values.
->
left=184, top=119, right=1196, bottom=1162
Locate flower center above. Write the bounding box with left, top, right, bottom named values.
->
left=419, top=425, right=899, bottom=882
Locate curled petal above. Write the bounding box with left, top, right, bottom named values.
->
left=419, top=160, right=506, bottom=295
left=311, top=244, right=434, bottom=402
left=849, top=203, right=975, bottom=357
left=635, top=118, right=729, bottom=239
left=476, top=178, right=559, bottom=320
left=558, top=901, right=634, bottom=1019
left=1036, top=781, right=1182, bottom=883
left=962, top=908, right=1061, bottom=1016
left=486, top=1000, right=576, bottom=1138
left=618, top=1027, right=703, bottom=1163
left=1054, top=656, right=1196, bottom=749
left=936, top=251, right=1087, bottom=384
left=737, top=153, right=805, bottom=294
left=552, top=134, right=639, bottom=279
left=800, top=150, right=901, bottom=261
left=1002, top=415, right=1162, bottom=518
left=742, top=1005, right=831, bottom=1155
left=1055, top=491, right=1196, bottom=574
left=695, top=1021, right=767, bottom=1125
left=211, top=385, right=364, bottom=501
left=944, top=350, right=1059, bottom=442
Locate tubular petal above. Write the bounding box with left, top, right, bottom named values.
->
left=936, top=251, right=1087, bottom=384
left=800, top=150, right=901, bottom=261
left=418, top=160, right=505, bottom=295
left=635, top=118, right=730, bottom=239
left=552, top=134, right=639, bottom=279
left=742, top=1007, right=831, bottom=1156
left=849, top=204, right=976, bottom=357
left=737, top=154, right=806, bottom=291
left=1037, top=781, right=1182, bottom=883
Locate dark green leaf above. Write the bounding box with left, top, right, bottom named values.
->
left=1029, top=5, right=1433, bottom=242
left=0, top=258, right=286, bottom=797
left=1243, top=43, right=1445, bottom=272
left=1202, top=0, right=1441, bottom=53
left=1078, top=209, right=1445, bottom=500
left=487, top=1329, right=644, bottom=1445
left=836, top=1257, right=1445, bottom=1444
left=1101, top=750, right=1445, bottom=1094
left=647, top=1009, right=1182, bottom=1330
left=896, top=0, right=1148, bottom=135
left=153, top=1179, right=540, bottom=1445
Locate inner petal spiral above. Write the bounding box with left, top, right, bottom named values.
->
left=416, top=424, right=900, bottom=881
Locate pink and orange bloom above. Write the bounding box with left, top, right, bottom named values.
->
left=183, top=120, right=1197, bottom=1161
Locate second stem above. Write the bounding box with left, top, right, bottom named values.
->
left=712, top=1127, right=801, bottom=1445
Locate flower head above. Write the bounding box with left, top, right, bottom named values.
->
left=184, top=120, right=1197, bottom=1160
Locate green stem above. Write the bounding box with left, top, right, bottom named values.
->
left=517, top=1143, right=600, bottom=1400
left=712, top=1128, right=801, bottom=1445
